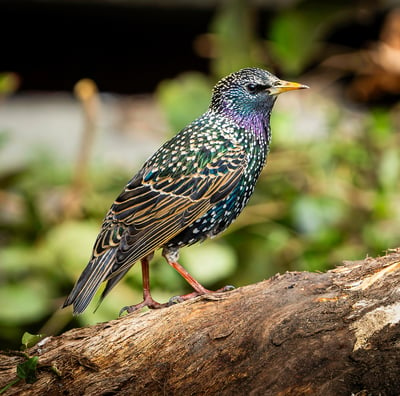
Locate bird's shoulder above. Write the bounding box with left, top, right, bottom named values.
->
left=88, top=112, right=250, bottom=262
left=90, top=117, right=248, bottom=261
left=143, top=111, right=247, bottom=180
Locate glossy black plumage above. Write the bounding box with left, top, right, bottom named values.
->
left=63, top=68, right=308, bottom=314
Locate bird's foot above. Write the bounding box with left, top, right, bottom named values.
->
left=168, top=284, right=235, bottom=306
left=218, top=284, right=236, bottom=292
left=119, top=296, right=168, bottom=316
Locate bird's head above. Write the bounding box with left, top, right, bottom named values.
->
left=210, top=68, right=308, bottom=134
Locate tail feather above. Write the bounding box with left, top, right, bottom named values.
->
left=94, top=265, right=134, bottom=312
left=63, top=249, right=117, bottom=314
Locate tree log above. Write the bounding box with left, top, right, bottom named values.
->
left=1, top=248, right=400, bottom=395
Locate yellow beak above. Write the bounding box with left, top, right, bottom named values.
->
left=269, top=80, right=309, bottom=95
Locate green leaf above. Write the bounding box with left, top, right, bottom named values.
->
left=16, top=356, right=39, bottom=384
left=0, top=378, right=21, bottom=394
left=21, top=332, right=44, bottom=350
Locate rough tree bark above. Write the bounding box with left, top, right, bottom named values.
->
left=1, top=248, right=400, bottom=396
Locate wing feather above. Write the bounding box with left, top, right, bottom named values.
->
left=64, top=143, right=247, bottom=313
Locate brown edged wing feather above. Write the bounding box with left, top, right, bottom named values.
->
left=63, top=144, right=247, bottom=313
left=108, top=144, right=246, bottom=268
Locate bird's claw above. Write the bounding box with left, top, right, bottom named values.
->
left=168, top=295, right=185, bottom=305
left=219, top=285, right=235, bottom=292
left=119, top=298, right=168, bottom=316
left=119, top=305, right=133, bottom=316
left=167, top=285, right=236, bottom=306
left=120, top=285, right=236, bottom=315
left=119, top=304, right=145, bottom=316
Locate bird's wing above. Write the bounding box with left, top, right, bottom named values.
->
left=105, top=143, right=247, bottom=273
left=64, top=143, right=247, bottom=313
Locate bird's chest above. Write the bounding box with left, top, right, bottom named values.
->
left=216, top=141, right=267, bottom=220
left=172, top=143, right=267, bottom=247
left=164, top=127, right=269, bottom=248
left=198, top=146, right=267, bottom=242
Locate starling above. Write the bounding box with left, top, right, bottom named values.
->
left=63, top=68, right=308, bottom=315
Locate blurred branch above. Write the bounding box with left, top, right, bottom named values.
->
left=63, top=79, right=99, bottom=219
left=322, top=8, right=400, bottom=101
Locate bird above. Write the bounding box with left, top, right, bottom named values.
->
left=63, top=68, right=308, bottom=315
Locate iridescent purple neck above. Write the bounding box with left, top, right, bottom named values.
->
left=221, top=104, right=273, bottom=144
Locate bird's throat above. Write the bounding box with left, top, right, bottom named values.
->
left=228, top=108, right=272, bottom=146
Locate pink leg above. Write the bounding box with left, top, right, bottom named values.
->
left=119, top=256, right=168, bottom=315
left=168, top=260, right=211, bottom=294
left=165, top=257, right=235, bottom=305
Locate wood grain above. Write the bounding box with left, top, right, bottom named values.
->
left=1, top=249, right=400, bottom=395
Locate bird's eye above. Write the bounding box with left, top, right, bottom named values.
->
left=246, top=83, right=259, bottom=94
left=246, top=83, right=271, bottom=94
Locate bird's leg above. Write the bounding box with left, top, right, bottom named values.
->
left=168, top=260, right=211, bottom=295
left=119, top=254, right=168, bottom=315
left=139, top=255, right=167, bottom=308
left=162, top=247, right=235, bottom=305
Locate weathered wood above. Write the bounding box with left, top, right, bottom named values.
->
left=1, top=248, right=400, bottom=395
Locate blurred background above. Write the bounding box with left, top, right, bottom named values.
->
left=1, top=0, right=399, bottom=349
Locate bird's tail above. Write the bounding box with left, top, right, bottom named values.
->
left=62, top=248, right=117, bottom=314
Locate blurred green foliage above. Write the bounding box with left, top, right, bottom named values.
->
left=0, top=72, right=20, bottom=96
left=0, top=0, right=399, bottom=350
left=157, top=72, right=212, bottom=132
left=209, top=0, right=262, bottom=78
left=268, top=3, right=349, bottom=75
